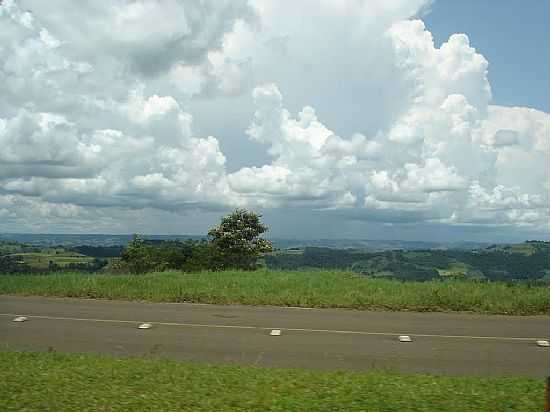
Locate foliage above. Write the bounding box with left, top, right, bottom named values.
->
left=119, top=235, right=158, bottom=274
left=70, top=245, right=124, bottom=258
left=0, top=255, right=31, bottom=274
left=266, top=243, right=550, bottom=283
left=208, top=209, right=273, bottom=270
left=0, top=351, right=543, bottom=412
left=119, top=235, right=212, bottom=274
left=116, top=209, right=273, bottom=273
left=1, top=271, right=549, bottom=315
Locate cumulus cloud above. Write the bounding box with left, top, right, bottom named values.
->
left=18, top=0, right=255, bottom=92
left=0, top=0, right=244, bottom=218
left=227, top=17, right=550, bottom=231
left=1, top=0, right=549, bottom=236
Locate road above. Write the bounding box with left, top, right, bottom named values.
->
left=1, top=295, right=549, bottom=377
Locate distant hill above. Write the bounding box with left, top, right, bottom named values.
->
left=2, top=235, right=549, bottom=283
left=266, top=242, right=550, bottom=283
left=0, top=233, right=489, bottom=251
left=270, top=238, right=490, bottom=251
left=0, top=233, right=204, bottom=247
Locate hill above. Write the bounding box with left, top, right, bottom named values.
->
left=266, top=242, right=550, bottom=283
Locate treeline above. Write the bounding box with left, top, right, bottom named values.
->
left=117, top=209, right=273, bottom=273
left=0, top=255, right=31, bottom=274
left=265, top=248, right=440, bottom=281
left=70, top=245, right=124, bottom=258
left=48, top=258, right=108, bottom=273
left=266, top=246, right=550, bottom=282
left=116, top=238, right=213, bottom=274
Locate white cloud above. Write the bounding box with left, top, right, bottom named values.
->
left=1, top=0, right=549, bottom=236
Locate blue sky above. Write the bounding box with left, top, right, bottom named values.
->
left=425, top=0, right=550, bottom=113
left=1, top=0, right=549, bottom=242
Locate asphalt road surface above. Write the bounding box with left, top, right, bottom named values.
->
left=1, top=295, right=549, bottom=377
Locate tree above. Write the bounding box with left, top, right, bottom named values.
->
left=120, top=235, right=160, bottom=274
left=208, top=209, right=273, bottom=270
left=119, top=235, right=213, bottom=274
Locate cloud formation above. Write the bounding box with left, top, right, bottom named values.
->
left=1, top=0, right=549, bottom=236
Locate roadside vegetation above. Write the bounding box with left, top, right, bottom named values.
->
left=1, top=209, right=549, bottom=314
left=4, top=235, right=550, bottom=284
left=1, top=270, right=549, bottom=315
left=0, top=351, right=543, bottom=412
left=3, top=210, right=550, bottom=285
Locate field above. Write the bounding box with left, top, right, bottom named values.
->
left=437, top=262, right=476, bottom=277
left=1, top=270, right=549, bottom=315
left=0, top=351, right=543, bottom=412
left=9, top=252, right=94, bottom=269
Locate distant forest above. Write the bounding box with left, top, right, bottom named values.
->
left=2, top=237, right=550, bottom=284
left=266, top=242, right=550, bottom=283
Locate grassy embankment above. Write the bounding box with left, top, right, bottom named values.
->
left=1, top=270, right=549, bottom=315
left=0, top=351, right=544, bottom=412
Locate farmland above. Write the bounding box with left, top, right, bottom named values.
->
left=8, top=251, right=94, bottom=269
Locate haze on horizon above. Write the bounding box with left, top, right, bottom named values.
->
left=1, top=0, right=549, bottom=243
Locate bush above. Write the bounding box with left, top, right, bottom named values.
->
left=119, top=236, right=212, bottom=274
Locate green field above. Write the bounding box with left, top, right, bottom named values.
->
left=8, top=252, right=93, bottom=269
left=437, top=261, right=476, bottom=277
left=487, top=243, right=540, bottom=256
left=1, top=270, right=549, bottom=314
left=0, top=351, right=543, bottom=412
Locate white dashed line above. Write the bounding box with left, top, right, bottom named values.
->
left=1, top=313, right=546, bottom=342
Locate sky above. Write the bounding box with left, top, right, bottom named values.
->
left=1, top=0, right=550, bottom=242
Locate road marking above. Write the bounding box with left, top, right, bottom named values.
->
left=0, top=313, right=546, bottom=342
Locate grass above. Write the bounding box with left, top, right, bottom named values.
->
left=10, top=252, right=93, bottom=269
left=0, top=351, right=544, bottom=412
left=1, top=270, right=549, bottom=315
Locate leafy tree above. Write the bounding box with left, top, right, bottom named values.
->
left=208, top=209, right=273, bottom=270
left=120, top=235, right=160, bottom=274
left=155, top=239, right=213, bottom=272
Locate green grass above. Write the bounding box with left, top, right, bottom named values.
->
left=1, top=270, right=549, bottom=315
left=0, top=351, right=544, bottom=412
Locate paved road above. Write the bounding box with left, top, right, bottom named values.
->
left=1, top=295, right=549, bottom=377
